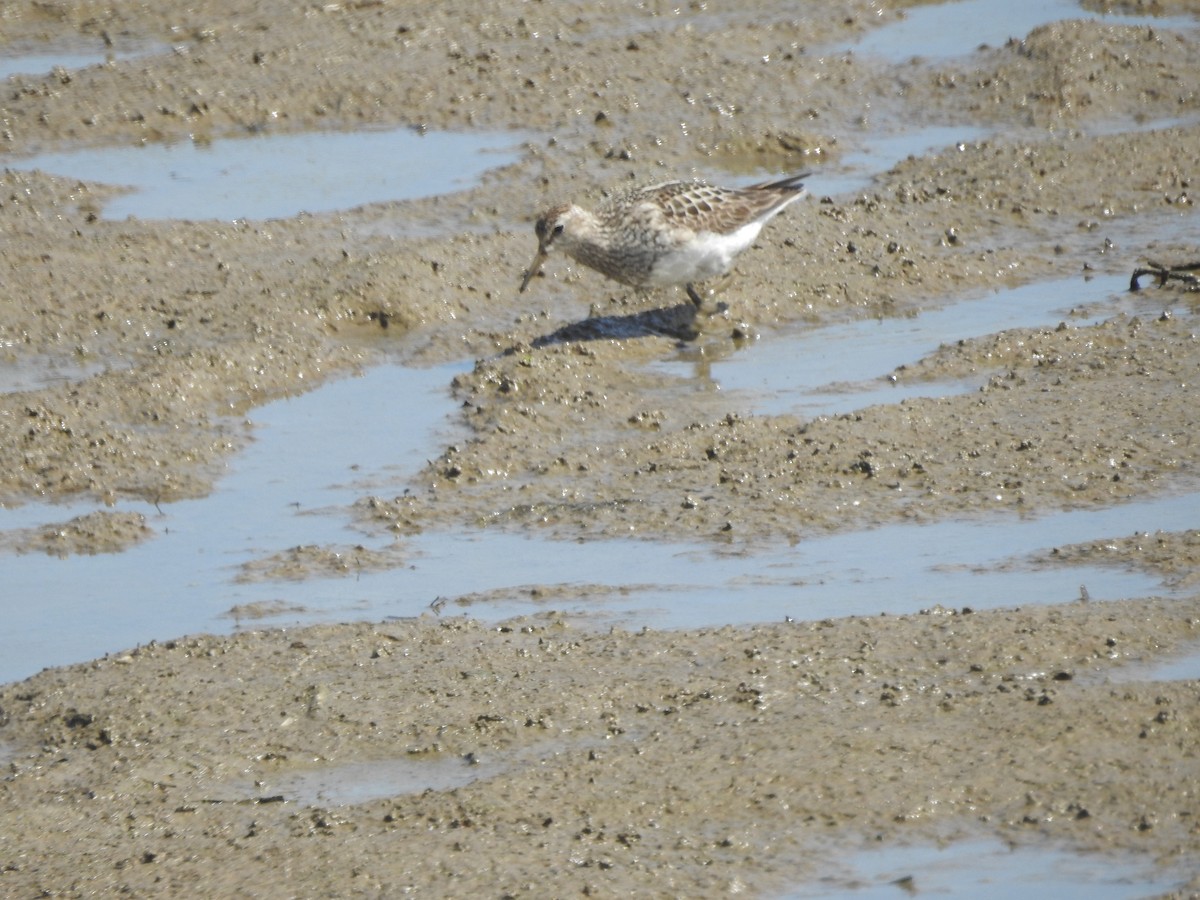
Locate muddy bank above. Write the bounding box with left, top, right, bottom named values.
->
left=1, top=596, right=1198, bottom=896
left=1034, top=527, right=1200, bottom=590
left=3, top=0, right=1200, bottom=895
left=365, top=297, right=1198, bottom=544
left=0, top=508, right=151, bottom=555
left=1, top=1, right=1198, bottom=519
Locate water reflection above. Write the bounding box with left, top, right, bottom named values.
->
left=652, top=274, right=1130, bottom=417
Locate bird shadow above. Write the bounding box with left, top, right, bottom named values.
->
left=530, top=301, right=704, bottom=348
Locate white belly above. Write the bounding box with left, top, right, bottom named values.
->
left=646, top=221, right=764, bottom=285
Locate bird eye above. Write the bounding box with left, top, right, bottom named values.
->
left=552, top=223, right=565, bottom=236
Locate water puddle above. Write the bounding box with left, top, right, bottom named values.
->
left=783, top=837, right=1185, bottom=899
left=253, top=753, right=504, bottom=806
left=1105, top=642, right=1200, bottom=683
left=1085, top=112, right=1200, bottom=138
left=0, top=42, right=157, bottom=81
left=1, top=360, right=1194, bottom=684
left=8, top=126, right=528, bottom=221
left=2, top=271, right=1196, bottom=685
left=813, top=124, right=987, bottom=197
left=817, top=116, right=1200, bottom=197
left=0, top=352, right=114, bottom=395
left=843, top=0, right=1198, bottom=64
left=351, top=490, right=1193, bottom=641
left=654, top=273, right=1130, bottom=418
left=0, top=360, right=468, bottom=681
left=232, top=735, right=597, bottom=806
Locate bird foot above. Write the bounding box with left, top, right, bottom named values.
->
left=686, top=284, right=730, bottom=317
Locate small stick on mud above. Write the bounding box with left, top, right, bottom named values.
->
left=1129, top=259, right=1200, bottom=291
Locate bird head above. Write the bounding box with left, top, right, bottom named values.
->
left=519, top=204, right=572, bottom=292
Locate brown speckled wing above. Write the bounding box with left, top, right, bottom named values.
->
left=646, top=177, right=807, bottom=236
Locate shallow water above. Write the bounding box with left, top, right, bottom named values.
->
left=0, top=0, right=1194, bottom=698
left=809, top=124, right=989, bottom=197
left=238, top=738, right=587, bottom=806
left=773, top=113, right=1196, bottom=202
left=2, top=341, right=1196, bottom=685
left=653, top=273, right=1131, bottom=418
left=0, top=352, right=114, bottom=395
left=845, top=0, right=1198, bottom=63
left=783, top=837, right=1187, bottom=899
left=2, top=252, right=1196, bottom=685
left=0, top=42, right=157, bottom=81
left=0, top=361, right=466, bottom=681
left=1105, top=641, right=1200, bottom=683
left=9, top=127, right=528, bottom=221
left=3, top=2, right=1198, bottom=896
left=247, top=754, right=506, bottom=806
left=2, top=139, right=1196, bottom=684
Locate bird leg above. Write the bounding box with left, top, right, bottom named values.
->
left=687, top=273, right=735, bottom=316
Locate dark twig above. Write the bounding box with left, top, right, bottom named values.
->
left=1130, top=259, right=1200, bottom=291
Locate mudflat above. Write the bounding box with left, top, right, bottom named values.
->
left=1, top=0, right=1198, bottom=895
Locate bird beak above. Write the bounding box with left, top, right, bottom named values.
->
left=519, top=245, right=548, bottom=293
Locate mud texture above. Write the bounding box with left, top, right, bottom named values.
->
left=1, top=598, right=1198, bottom=897
left=1035, top=527, right=1200, bottom=590
left=2, top=0, right=1200, bottom=895
left=0, top=508, right=151, bottom=555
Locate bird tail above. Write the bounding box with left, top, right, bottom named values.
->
left=748, top=172, right=811, bottom=193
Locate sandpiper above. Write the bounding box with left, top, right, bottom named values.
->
left=519, top=173, right=810, bottom=306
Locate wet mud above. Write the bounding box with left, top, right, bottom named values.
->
left=2, top=0, right=1199, bottom=895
